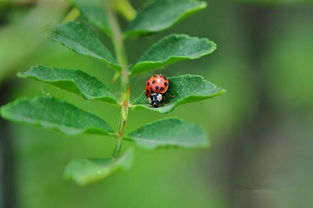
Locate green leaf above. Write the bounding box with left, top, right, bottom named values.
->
left=131, top=34, right=216, bottom=75
left=64, top=148, right=134, bottom=186
left=125, top=118, right=209, bottom=149
left=73, top=0, right=111, bottom=36
left=124, top=0, right=207, bottom=38
left=18, top=65, right=118, bottom=105
left=132, top=74, right=225, bottom=113
left=0, top=96, right=115, bottom=136
left=52, top=21, right=119, bottom=70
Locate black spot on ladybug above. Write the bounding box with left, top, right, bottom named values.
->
left=146, top=82, right=149, bottom=86
left=155, top=86, right=159, bottom=90
left=146, top=89, right=149, bottom=94
left=160, top=87, right=164, bottom=91
left=164, top=82, right=168, bottom=86
left=152, top=80, right=156, bottom=84
left=163, top=77, right=167, bottom=80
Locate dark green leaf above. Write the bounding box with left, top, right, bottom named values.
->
left=131, top=34, right=216, bottom=75
left=64, top=148, right=134, bottom=186
left=0, top=96, right=115, bottom=136
left=132, top=74, right=225, bottom=113
left=18, top=65, right=118, bottom=104
left=52, top=21, right=119, bottom=70
left=73, top=0, right=111, bottom=36
left=125, top=118, right=209, bottom=149
left=124, top=0, right=207, bottom=38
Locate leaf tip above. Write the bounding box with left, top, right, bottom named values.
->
left=220, top=88, right=227, bottom=94
left=17, top=65, right=41, bottom=78
left=199, top=1, right=208, bottom=8
left=16, top=72, right=24, bottom=78
left=0, top=106, right=5, bottom=118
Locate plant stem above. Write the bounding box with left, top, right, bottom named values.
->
left=105, top=0, right=130, bottom=158
left=62, top=8, right=80, bottom=23
left=113, top=0, right=137, bottom=21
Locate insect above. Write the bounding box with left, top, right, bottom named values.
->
left=145, top=74, right=169, bottom=108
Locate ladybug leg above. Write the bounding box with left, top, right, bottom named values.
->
left=162, top=93, right=175, bottom=101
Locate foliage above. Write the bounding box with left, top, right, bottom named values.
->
left=18, top=65, right=118, bottom=104
left=133, top=74, right=225, bottom=113
left=124, top=0, right=207, bottom=38
left=125, top=118, right=209, bottom=149
left=0, top=0, right=224, bottom=185
left=52, top=21, right=119, bottom=69
left=64, top=148, right=134, bottom=186
left=1, top=96, right=115, bottom=136
left=131, top=34, right=216, bottom=75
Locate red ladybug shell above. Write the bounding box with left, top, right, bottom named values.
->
left=145, top=74, right=169, bottom=97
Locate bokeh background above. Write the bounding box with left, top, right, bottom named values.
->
left=1, top=0, right=313, bottom=207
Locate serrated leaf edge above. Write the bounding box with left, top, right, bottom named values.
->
left=130, top=34, right=217, bottom=75
left=131, top=74, right=226, bottom=113
left=52, top=22, right=120, bottom=71
left=0, top=96, right=116, bottom=136
left=18, top=65, right=119, bottom=105
left=124, top=118, right=209, bottom=150
left=124, top=1, right=207, bottom=38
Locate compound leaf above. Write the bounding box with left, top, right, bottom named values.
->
left=132, top=74, right=225, bottom=113
left=125, top=118, right=208, bottom=149
left=64, top=148, right=134, bottom=186
left=52, top=21, right=119, bottom=70
left=73, top=0, right=111, bottom=36
left=0, top=96, right=115, bottom=136
left=18, top=65, right=118, bottom=105
left=124, top=0, right=207, bottom=38
left=131, top=34, right=216, bottom=75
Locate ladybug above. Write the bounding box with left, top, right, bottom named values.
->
left=145, top=74, right=169, bottom=108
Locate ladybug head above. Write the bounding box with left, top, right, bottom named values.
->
left=149, top=93, right=162, bottom=108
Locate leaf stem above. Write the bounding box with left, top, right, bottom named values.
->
left=105, top=0, right=130, bottom=158
left=113, top=0, right=137, bottom=21
left=62, top=8, right=80, bottom=23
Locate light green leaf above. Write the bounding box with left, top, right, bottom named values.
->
left=52, top=21, right=120, bottom=70
left=0, top=96, right=115, bottom=136
left=64, top=148, right=134, bottom=186
left=125, top=118, right=209, bottom=149
left=124, top=0, right=207, bottom=38
left=73, top=0, right=111, bottom=36
left=132, top=74, right=225, bottom=113
left=131, top=34, right=216, bottom=75
left=18, top=65, right=118, bottom=105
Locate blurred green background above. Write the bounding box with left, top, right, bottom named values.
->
left=0, top=0, right=313, bottom=208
